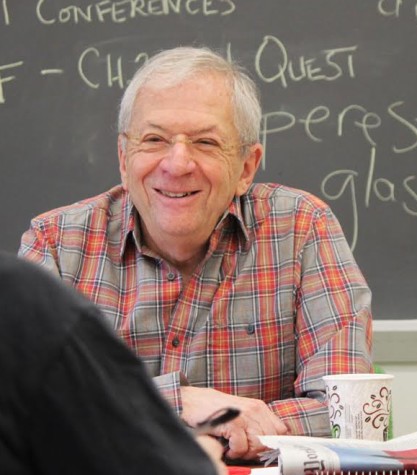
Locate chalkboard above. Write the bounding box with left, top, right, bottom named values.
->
left=0, top=0, right=416, bottom=319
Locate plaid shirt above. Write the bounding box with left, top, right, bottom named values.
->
left=19, top=183, right=373, bottom=436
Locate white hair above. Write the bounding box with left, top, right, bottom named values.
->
left=117, top=46, right=262, bottom=148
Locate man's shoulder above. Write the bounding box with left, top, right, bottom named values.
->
left=247, top=183, right=330, bottom=214
left=30, top=184, right=126, bottom=226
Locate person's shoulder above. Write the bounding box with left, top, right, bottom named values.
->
left=30, top=184, right=126, bottom=226
left=0, top=252, right=95, bottom=325
left=248, top=183, right=331, bottom=213
left=0, top=253, right=98, bottom=350
left=0, top=252, right=105, bottom=393
left=0, top=251, right=37, bottom=283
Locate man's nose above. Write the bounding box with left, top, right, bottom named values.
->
left=159, top=140, right=196, bottom=175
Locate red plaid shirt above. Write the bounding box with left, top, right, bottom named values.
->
left=19, top=183, right=373, bottom=436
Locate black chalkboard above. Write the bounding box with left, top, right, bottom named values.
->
left=0, top=1, right=416, bottom=319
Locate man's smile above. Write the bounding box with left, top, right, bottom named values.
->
left=156, top=189, right=199, bottom=198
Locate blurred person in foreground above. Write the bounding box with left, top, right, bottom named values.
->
left=19, top=46, right=373, bottom=460
left=0, top=252, right=226, bottom=475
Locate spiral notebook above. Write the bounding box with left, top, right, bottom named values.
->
left=309, top=472, right=416, bottom=475
left=258, top=432, right=417, bottom=475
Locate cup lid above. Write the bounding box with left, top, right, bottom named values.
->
left=322, top=373, right=394, bottom=381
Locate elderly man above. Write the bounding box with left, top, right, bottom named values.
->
left=19, top=46, right=373, bottom=461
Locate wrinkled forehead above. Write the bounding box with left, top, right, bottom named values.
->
left=131, top=73, right=234, bottom=121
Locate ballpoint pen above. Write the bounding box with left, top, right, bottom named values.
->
left=193, top=408, right=255, bottom=474
left=193, top=407, right=241, bottom=436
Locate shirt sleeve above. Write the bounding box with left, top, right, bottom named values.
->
left=18, top=219, right=61, bottom=276
left=269, top=205, right=373, bottom=437
left=153, top=371, right=189, bottom=415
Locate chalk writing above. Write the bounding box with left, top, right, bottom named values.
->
left=1, top=0, right=10, bottom=25
left=378, top=0, right=403, bottom=17
left=378, top=0, right=417, bottom=18
left=78, top=47, right=148, bottom=89
left=0, top=61, right=23, bottom=103
left=40, top=69, right=64, bottom=75
left=254, top=35, right=356, bottom=88
left=321, top=147, right=417, bottom=250
left=403, top=176, right=417, bottom=216
left=388, top=101, right=417, bottom=154
left=75, top=38, right=357, bottom=91
left=35, top=0, right=236, bottom=25
left=321, top=169, right=360, bottom=250
left=260, top=101, right=417, bottom=159
left=259, top=96, right=417, bottom=251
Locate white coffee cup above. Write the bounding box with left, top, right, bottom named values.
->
left=323, top=373, right=394, bottom=441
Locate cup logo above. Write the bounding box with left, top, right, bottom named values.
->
left=363, top=386, right=392, bottom=440
left=325, top=382, right=392, bottom=441
left=326, top=384, right=344, bottom=438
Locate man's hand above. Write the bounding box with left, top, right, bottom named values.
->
left=196, top=435, right=228, bottom=475
left=181, top=386, right=288, bottom=461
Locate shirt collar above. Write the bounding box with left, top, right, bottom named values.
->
left=215, top=185, right=272, bottom=251
left=219, top=196, right=250, bottom=242
left=119, top=192, right=137, bottom=257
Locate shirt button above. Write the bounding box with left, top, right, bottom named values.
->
left=172, top=336, right=180, bottom=347
left=246, top=324, right=255, bottom=335
left=167, top=272, right=176, bottom=281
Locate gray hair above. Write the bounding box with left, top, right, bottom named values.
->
left=117, top=46, right=262, bottom=147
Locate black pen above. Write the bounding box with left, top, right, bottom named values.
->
left=193, top=407, right=240, bottom=436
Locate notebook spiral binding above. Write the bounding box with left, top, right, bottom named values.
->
left=310, top=471, right=417, bottom=475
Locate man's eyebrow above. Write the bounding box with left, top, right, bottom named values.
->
left=142, top=123, right=166, bottom=132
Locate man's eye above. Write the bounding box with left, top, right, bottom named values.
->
left=144, top=135, right=165, bottom=143
left=196, top=139, right=219, bottom=147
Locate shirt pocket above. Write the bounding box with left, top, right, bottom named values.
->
left=205, top=295, right=297, bottom=402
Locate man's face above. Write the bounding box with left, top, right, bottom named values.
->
left=118, top=73, right=262, bottom=249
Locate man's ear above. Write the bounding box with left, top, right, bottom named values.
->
left=118, top=134, right=129, bottom=191
left=236, top=143, right=263, bottom=196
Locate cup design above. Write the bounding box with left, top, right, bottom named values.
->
left=362, top=385, right=392, bottom=439
left=325, top=380, right=392, bottom=441
left=326, top=386, right=344, bottom=438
